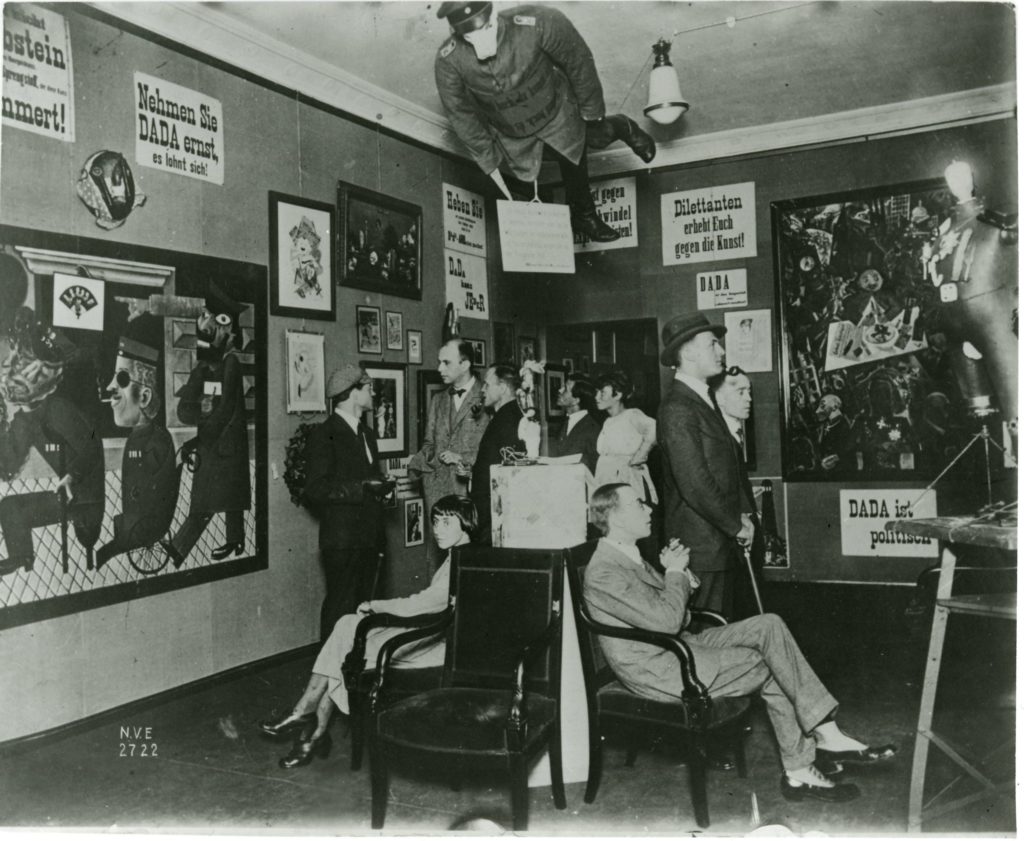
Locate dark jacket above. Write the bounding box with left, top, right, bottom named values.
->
left=471, top=400, right=525, bottom=535
left=118, top=421, right=177, bottom=546
left=657, top=380, right=752, bottom=574
left=303, top=412, right=383, bottom=549
left=551, top=411, right=600, bottom=475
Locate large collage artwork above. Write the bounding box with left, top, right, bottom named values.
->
left=0, top=226, right=267, bottom=629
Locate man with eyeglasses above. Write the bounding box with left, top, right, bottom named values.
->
left=303, top=364, right=395, bottom=640
left=96, top=337, right=177, bottom=570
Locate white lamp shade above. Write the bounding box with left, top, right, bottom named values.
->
left=644, top=64, right=689, bottom=125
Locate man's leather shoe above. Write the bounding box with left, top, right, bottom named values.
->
left=161, top=540, right=187, bottom=569
left=816, top=743, right=898, bottom=765
left=780, top=774, right=860, bottom=802
left=0, top=556, right=32, bottom=576
left=571, top=207, right=619, bottom=243
left=279, top=731, right=332, bottom=769
left=211, top=541, right=244, bottom=560
left=607, top=114, right=656, bottom=164
left=814, top=755, right=844, bottom=777
left=259, top=711, right=316, bottom=740
left=362, top=478, right=396, bottom=500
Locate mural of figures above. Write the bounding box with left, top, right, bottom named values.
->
left=0, top=225, right=267, bottom=630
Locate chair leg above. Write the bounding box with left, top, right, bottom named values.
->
left=688, top=746, right=711, bottom=829
left=734, top=731, right=748, bottom=780
left=549, top=728, right=567, bottom=810
left=509, top=755, right=529, bottom=831
left=368, top=736, right=388, bottom=829
left=584, top=731, right=602, bottom=804
left=349, top=699, right=365, bottom=771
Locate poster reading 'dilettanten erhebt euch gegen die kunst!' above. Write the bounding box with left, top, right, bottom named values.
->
left=135, top=71, right=224, bottom=184
left=662, top=181, right=757, bottom=265
left=2, top=4, right=74, bottom=141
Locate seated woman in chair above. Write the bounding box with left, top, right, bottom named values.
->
left=258, top=494, right=476, bottom=768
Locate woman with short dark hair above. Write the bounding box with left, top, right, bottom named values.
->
left=594, top=369, right=658, bottom=504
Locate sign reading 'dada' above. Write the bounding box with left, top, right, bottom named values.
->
left=444, top=248, right=489, bottom=319
left=2, top=4, right=75, bottom=141
left=839, top=489, right=938, bottom=557
left=442, top=183, right=487, bottom=258
left=135, top=72, right=224, bottom=184
left=662, top=182, right=756, bottom=265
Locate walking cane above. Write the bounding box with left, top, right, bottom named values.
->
left=743, top=545, right=765, bottom=615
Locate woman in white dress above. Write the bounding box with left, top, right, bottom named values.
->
left=258, top=494, right=476, bottom=768
left=594, top=370, right=658, bottom=505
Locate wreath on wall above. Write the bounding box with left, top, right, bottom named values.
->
left=283, top=421, right=319, bottom=508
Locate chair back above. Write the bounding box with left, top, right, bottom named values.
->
left=565, top=540, right=616, bottom=688
left=443, top=545, right=565, bottom=697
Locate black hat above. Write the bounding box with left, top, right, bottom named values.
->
left=660, top=313, right=726, bottom=367
left=436, top=1, right=492, bottom=34
left=204, top=281, right=246, bottom=318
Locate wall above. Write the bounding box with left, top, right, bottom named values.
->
left=0, top=8, right=506, bottom=742
left=517, top=119, right=1018, bottom=583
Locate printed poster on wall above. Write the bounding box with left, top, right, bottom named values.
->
left=696, top=268, right=748, bottom=309
left=2, top=4, right=74, bottom=141
left=662, top=181, right=756, bottom=265
left=135, top=72, right=224, bottom=184
left=554, top=177, right=639, bottom=253
left=52, top=273, right=104, bottom=331
left=444, top=248, right=489, bottom=319
left=496, top=200, right=575, bottom=274
left=442, top=183, right=487, bottom=258
left=724, top=309, right=772, bottom=373
left=839, top=489, right=938, bottom=557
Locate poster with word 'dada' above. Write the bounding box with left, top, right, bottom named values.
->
left=839, top=489, right=938, bottom=557
left=496, top=200, right=574, bottom=273
left=135, top=72, right=224, bottom=184
left=444, top=249, right=488, bottom=320
left=662, top=182, right=757, bottom=265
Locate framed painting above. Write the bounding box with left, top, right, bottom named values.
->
left=356, top=305, right=382, bottom=354
left=362, top=362, right=408, bottom=458
left=404, top=498, right=425, bottom=547
left=407, top=329, right=423, bottom=365
left=546, top=365, right=566, bottom=421
left=337, top=181, right=422, bottom=300
left=770, top=178, right=990, bottom=482
left=385, top=311, right=403, bottom=351
left=417, top=370, right=445, bottom=449
left=467, top=338, right=486, bottom=368
left=269, top=192, right=335, bottom=321
left=285, top=330, right=326, bottom=414
left=517, top=335, right=537, bottom=367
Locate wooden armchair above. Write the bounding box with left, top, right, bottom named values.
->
left=566, top=540, right=752, bottom=828
left=365, top=545, right=568, bottom=830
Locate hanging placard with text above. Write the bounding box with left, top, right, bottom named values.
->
left=2, top=4, right=75, bottom=141
left=444, top=248, right=489, bottom=319
left=696, top=268, right=748, bottom=309
left=442, top=182, right=487, bottom=258
left=135, top=72, right=224, bottom=184
left=662, top=181, right=757, bottom=265
left=496, top=200, right=575, bottom=274
left=839, top=489, right=938, bottom=557
left=553, top=177, right=638, bottom=253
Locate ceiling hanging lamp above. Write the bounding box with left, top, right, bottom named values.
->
left=643, top=38, right=689, bottom=125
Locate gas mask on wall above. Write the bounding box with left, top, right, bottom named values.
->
left=75, top=150, right=147, bottom=230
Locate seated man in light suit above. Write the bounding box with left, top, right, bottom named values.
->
left=582, top=483, right=897, bottom=803
left=550, top=375, right=600, bottom=476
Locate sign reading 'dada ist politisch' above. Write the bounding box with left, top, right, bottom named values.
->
left=135, top=72, right=224, bottom=184
left=2, top=4, right=75, bottom=141
left=662, top=182, right=756, bottom=265
left=839, top=489, right=938, bottom=558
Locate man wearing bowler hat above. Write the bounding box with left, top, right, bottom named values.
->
left=657, top=313, right=755, bottom=616
left=434, top=2, right=656, bottom=243
left=303, top=364, right=395, bottom=640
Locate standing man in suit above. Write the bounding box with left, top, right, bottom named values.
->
left=658, top=314, right=754, bottom=617
left=408, top=339, right=489, bottom=551
left=303, top=365, right=395, bottom=641
left=582, top=483, right=896, bottom=803
left=551, top=375, right=600, bottom=475
left=471, top=364, right=526, bottom=542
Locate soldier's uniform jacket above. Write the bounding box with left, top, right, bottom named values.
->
left=117, top=422, right=177, bottom=547
left=435, top=4, right=605, bottom=182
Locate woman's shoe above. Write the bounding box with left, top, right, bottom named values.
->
left=279, top=731, right=332, bottom=769
left=258, top=711, right=316, bottom=739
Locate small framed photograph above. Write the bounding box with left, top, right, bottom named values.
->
left=493, top=321, right=516, bottom=366
left=546, top=365, right=566, bottom=421
left=517, top=335, right=537, bottom=366
left=337, top=181, right=422, bottom=300
left=269, top=192, right=335, bottom=321
left=466, top=338, right=486, bottom=368
left=417, top=370, right=446, bottom=449
left=357, top=305, right=382, bottom=354
left=404, top=498, right=425, bottom=547
left=561, top=357, right=574, bottom=374
left=407, top=329, right=423, bottom=365
left=285, top=330, right=326, bottom=414
left=362, top=362, right=407, bottom=457
left=385, top=311, right=403, bottom=350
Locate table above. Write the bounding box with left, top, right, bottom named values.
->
left=886, top=516, right=1016, bottom=832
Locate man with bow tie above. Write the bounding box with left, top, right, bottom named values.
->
left=657, top=315, right=754, bottom=617
left=408, top=339, right=489, bottom=554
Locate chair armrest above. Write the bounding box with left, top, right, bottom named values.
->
left=368, top=607, right=454, bottom=712
left=342, top=609, right=446, bottom=686
left=689, top=608, right=729, bottom=627
left=506, top=618, right=560, bottom=750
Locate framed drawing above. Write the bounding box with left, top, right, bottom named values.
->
left=493, top=321, right=516, bottom=365
left=546, top=365, right=566, bottom=421
left=467, top=338, right=486, bottom=368
left=362, top=362, right=407, bottom=458
left=407, top=329, right=423, bottom=365
left=356, top=305, right=382, bottom=354
left=385, top=311, right=403, bottom=351
left=771, top=178, right=987, bottom=482
left=337, top=181, right=422, bottom=300
left=285, top=330, right=326, bottom=414
left=561, top=357, right=574, bottom=373
left=517, top=335, right=537, bottom=366
left=404, top=498, right=425, bottom=547
left=417, top=369, right=445, bottom=449
left=269, top=192, right=335, bottom=321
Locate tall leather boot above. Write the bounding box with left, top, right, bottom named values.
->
left=586, top=114, right=656, bottom=163
left=557, top=152, right=619, bottom=243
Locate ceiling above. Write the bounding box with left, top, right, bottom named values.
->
left=99, top=1, right=1017, bottom=174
